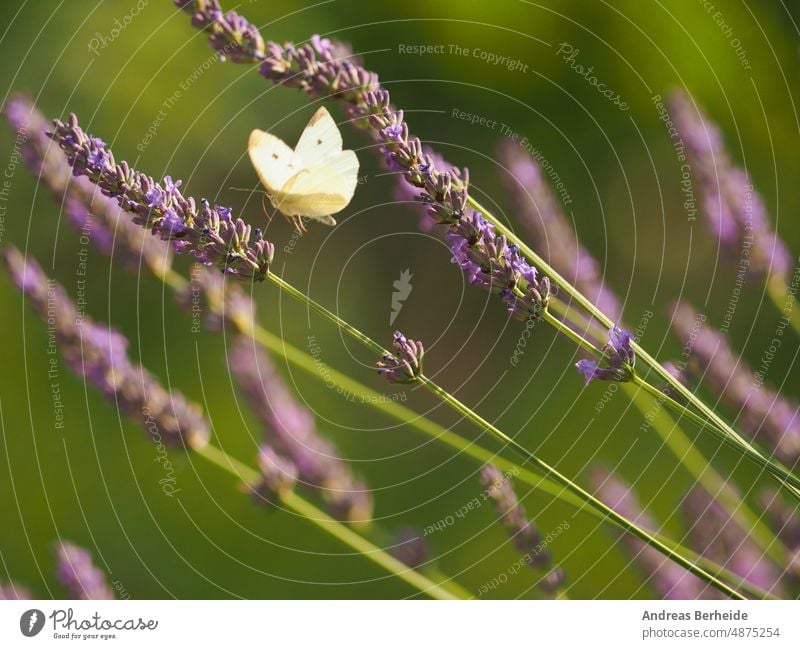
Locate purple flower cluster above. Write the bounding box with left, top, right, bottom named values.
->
left=388, top=527, right=430, bottom=569
left=55, top=541, right=115, bottom=600
left=760, top=489, right=800, bottom=580
left=576, top=326, right=636, bottom=383
left=668, top=91, right=792, bottom=281
left=175, top=0, right=264, bottom=63
left=4, top=95, right=172, bottom=276
left=376, top=332, right=424, bottom=384
left=47, top=113, right=274, bottom=281
left=683, top=487, right=783, bottom=597
left=4, top=246, right=210, bottom=449
left=499, top=140, right=621, bottom=321
left=592, top=470, right=708, bottom=599
left=255, top=445, right=298, bottom=504
left=177, top=264, right=255, bottom=333
left=230, top=336, right=373, bottom=522
left=181, top=12, right=554, bottom=322
left=0, top=583, right=31, bottom=600
left=480, top=465, right=566, bottom=594
left=671, top=301, right=800, bottom=465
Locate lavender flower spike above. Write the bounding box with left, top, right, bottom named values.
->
left=576, top=326, right=635, bottom=383
left=55, top=542, right=114, bottom=600
left=47, top=113, right=274, bottom=281
left=230, top=336, right=373, bottom=522
left=4, top=94, right=172, bottom=277
left=480, top=465, right=565, bottom=594
left=0, top=582, right=31, bottom=600
left=670, top=301, right=800, bottom=465
left=175, top=0, right=265, bottom=63
left=498, top=140, right=621, bottom=322
left=376, top=332, right=424, bottom=384
left=668, top=91, right=792, bottom=281
left=592, top=470, right=706, bottom=599
left=254, top=446, right=298, bottom=505
left=4, top=246, right=210, bottom=449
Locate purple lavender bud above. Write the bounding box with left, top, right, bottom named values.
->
left=3, top=246, right=210, bottom=449
left=0, top=582, right=31, bottom=600
left=389, top=527, right=430, bottom=569
left=480, top=465, right=565, bottom=593
left=499, top=141, right=622, bottom=322
left=175, top=0, right=264, bottom=63
left=671, top=301, right=800, bottom=465
left=255, top=446, right=298, bottom=504
left=3, top=95, right=172, bottom=277
left=230, top=336, right=373, bottom=522
left=54, top=542, right=114, bottom=600
left=683, top=487, right=783, bottom=596
left=668, top=91, right=792, bottom=281
left=576, top=326, right=635, bottom=384
left=376, top=331, right=424, bottom=384
left=46, top=113, right=274, bottom=281
left=592, top=470, right=707, bottom=599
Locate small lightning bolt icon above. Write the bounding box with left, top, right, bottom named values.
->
left=28, top=611, right=38, bottom=632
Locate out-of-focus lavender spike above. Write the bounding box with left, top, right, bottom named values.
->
left=683, top=487, right=783, bottom=597
left=46, top=113, right=273, bottom=281
left=498, top=141, right=621, bottom=322
left=667, top=91, right=792, bottom=281
left=254, top=445, right=298, bottom=505
left=671, top=301, right=800, bottom=465
left=176, top=264, right=255, bottom=333
left=480, top=465, right=566, bottom=594
left=175, top=0, right=264, bottom=63
left=54, top=542, right=115, bottom=600
left=376, top=331, right=424, bottom=384
left=592, top=470, right=707, bottom=599
left=3, top=246, right=210, bottom=449
left=179, top=11, right=553, bottom=323
left=229, top=336, right=373, bottom=523
left=389, top=527, right=430, bottom=569
left=0, top=582, right=31, bottom=599
left=759, top=489, right=800, bottom=580
left=3, top=94, right=172, bottom=277
left=576, top=326, right=636, bottom=384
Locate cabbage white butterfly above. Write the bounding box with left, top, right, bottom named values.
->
left=248, top=106, right=359, bottom=233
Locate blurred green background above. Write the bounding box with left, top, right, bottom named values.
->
left=0, top=0, right=798, bottom=599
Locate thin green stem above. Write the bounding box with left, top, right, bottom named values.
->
left=542, top=308, right=604, bottom=357
left=193, top=443, right=456, bottom=600
left=468, top=196, right=800, bottom=501
left=417, top=376, right=744, bottom=600
left=634, top=376, right=800, bottom=497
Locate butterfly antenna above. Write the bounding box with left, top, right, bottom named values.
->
left=260, top=193, right=276, bottom=229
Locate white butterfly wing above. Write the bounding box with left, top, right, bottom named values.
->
left=294, top=106, right=344, bottom=167
left=248, top=129, right=303, bottom=193
left=273, top=153, right=358, bottom=221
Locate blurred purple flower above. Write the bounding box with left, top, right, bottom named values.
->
left=389, top=527, right=430, bottom=569
left=0, top=582, right=31, bottom=600
left=55, top=542, right=114, bottom=600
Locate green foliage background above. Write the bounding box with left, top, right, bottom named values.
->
left=0, top=0, right=798, bottom=598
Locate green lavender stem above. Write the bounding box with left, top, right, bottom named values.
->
left=193, top=443, right=457, bottom=600
left=263, top=273, right=743, bottom=598
left=418, top=375, right=744, bottom=600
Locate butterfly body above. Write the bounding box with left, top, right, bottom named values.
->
left=248, top=107, right=359, bottom=232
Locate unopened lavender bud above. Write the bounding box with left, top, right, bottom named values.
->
left=376, top=331, right=423, bottom=383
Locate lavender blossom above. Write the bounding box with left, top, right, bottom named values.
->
left=592, top=470, right=707, bottom=599
left=175, top=0, right=264, bottom=62
left=230, top=336, right=373, bottom=522
left=0, top=582, right=31, bottom=600
left=671, top=301, right=800, bottom=465
left=668, top=91, right=792, bottom=281
left=498, top=141, right=621, bottom=321
left=684, top=487, right=783, bottom=597
left=47, top=113, right=274, bottom=281
left=4, top=95, right=172, bottom=276
left=254, top=445, right=298, bottom=505
left=180, top=12, right=552, bottom=321
left=480, top=465, right=565, bottom=594
left=576, top=326, right=635, bottom=383
left=376, top=331, right=424, bottom=384
left=389, top=527, right=430, bottom=569
left=55, top=542, right=114, bottom=600
left=4, top=246, right=210, bottom=449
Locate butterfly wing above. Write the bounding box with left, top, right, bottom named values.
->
left=273, top=149, right=360, bottom=223
left=294, top=106, right=344, bottom=167
left=248, top=129, right=303, bottom=194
